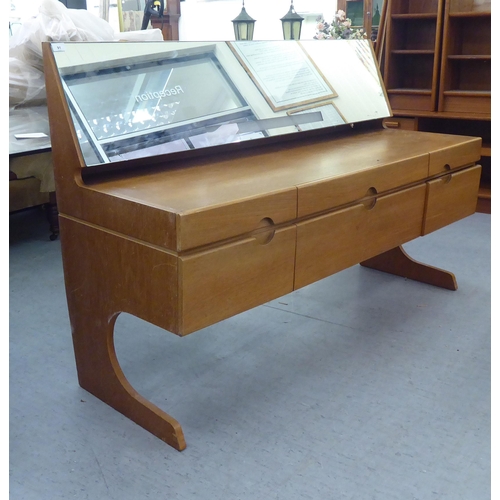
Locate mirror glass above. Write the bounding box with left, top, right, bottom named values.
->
left=50, top=40, right=391, bottom=167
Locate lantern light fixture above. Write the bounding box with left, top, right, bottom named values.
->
left=280, top=0, right=304, bottom=40
left=232, top=1, right=256, bottom=41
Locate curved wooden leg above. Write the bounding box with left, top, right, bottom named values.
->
left=71, top=308, right=186, bottom=451
left=60, top=216, right=186, bottom=450
left=360, top=245, right=458, bottom=291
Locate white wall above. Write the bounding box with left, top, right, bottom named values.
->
left=8, top=0, right=338, bottom=40
left=178, top=0, right=338, bottom=41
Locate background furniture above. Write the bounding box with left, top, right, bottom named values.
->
left=9, top=0, right=168, bottom=241
left=9, top=106, right=59, bottom=240
left=151, top=0, right=181, bottom=39
left=379, top=0, right=491, bottom=213
left=119, top=0, right=181, bottom=37
left=336, top=0, right=384, bottom=40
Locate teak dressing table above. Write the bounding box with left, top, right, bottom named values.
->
left=43, top=40, right=481, bottom=451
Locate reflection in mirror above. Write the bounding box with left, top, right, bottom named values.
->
left=50, top=40, right=390, bottom=167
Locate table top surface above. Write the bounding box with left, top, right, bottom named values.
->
left=85, top=128, right=480, bottom=215
left=9, top=105, right=51, bottom=156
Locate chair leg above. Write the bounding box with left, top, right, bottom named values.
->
left=45, top=191, right=59, bottom=240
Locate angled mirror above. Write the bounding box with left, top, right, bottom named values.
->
left=49, top=40, right=391, bottom=167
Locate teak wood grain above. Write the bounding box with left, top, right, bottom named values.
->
left=295, top=184, right=427, bottom=289
left=42, top=42, right=482, bottom=450
left=423, top=164, right=481, bottom=234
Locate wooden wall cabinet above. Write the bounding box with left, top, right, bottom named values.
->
left=381, top=0, right=491, bottom=213
left=383, top=0, right=444, bottom=113
left=438, top=0, right=491, bottom=115
left=337, top=0, right=384, bottom=40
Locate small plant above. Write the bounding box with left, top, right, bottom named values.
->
left=314, top=10, right=366, bottom=40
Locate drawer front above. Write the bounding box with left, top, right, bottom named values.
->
left=388, top=94, right=434, bottom=112
left=441, top=95, right=491, bottom=116
left=428, top=137, right=482, bottom=176
left=179, top=225, right=296, bottom=335
left=297, top=155, right=428, bottom=217
left=295, top=184, right=426, bottom=289
left=423, top=165, right=481, bottom=235
left=383, top=117, right=418, bottom=131
left=177, top=188, right=297, bottom=251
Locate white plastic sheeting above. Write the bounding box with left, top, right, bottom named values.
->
left=9, top=0, right=163, bottom=108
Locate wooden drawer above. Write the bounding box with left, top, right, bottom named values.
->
left=441, top=95, right=491, bottom=116
left=423, top=165, right=481, bottom=235
left=295, top=184, right=427, bottom=289
left=179, top=225, right=296, bottom=335
left=297, top=155, right=428, bottom=217
left=383, top=117, right=418, bottom=131
left=177, top=188, right=297, bottom=251
left=428, top=137, right=482, bottom=176
left=388, top=94, right=434, bottom=113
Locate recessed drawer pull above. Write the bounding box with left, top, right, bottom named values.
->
left=362, top=187, right=378, bottom=210
left=442, top=164, right=452, bottom=184
left=253, top=217, right=276, bottom=245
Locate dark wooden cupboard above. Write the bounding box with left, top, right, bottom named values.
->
left=380, top=0, right=491, bottom=213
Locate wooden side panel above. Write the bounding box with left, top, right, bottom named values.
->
left=74, top=188, right=179, bottom=250
left=295, top=184, right=427, bottom=289
left=428, top=137, right=482, bottom=175
left=423, top=164, right=481, bottom=235
left=59, top=216, right=180, bottom=335
left=179, top=226, right=296, bottom=335
left=297, top=155, right=428, bottom=218
left=177, top=188, right=297, bottom=251
left=42, top=42, right=87, bottom=218
left=43, top=43, right=180, bottom=251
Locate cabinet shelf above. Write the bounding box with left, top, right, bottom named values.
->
left=440, top=2, right=491, bottom=117
left=448, top=54, right=490, bottom=60
left=380, top=0, right=491, bottom=213
left=443, top=90, right=490, bottom=97
left=392, top=110, right=490, bottom=121
left=383, top=0, right=442, bottom=113
left=449, top=11, right=491, bottom=17
left=388, top=89, right=432, bottom=95
left=392, top=13, right=438, bottom=19
left=392, top=50, right=435, bottom=55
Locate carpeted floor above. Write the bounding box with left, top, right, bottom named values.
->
left=9, top=206, right=491, bottom=500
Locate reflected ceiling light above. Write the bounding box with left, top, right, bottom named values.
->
left=281, top=0, right=303, bottom=40
left=232, top=1, right=256, bottom=41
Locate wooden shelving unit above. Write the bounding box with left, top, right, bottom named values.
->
left=380, top=0, right=491, bottom=213
left=438, top=1, right=491, bottom=116
left=336, top=0, right=384, bottom=40
left=383, top=0, right=444, bottom=112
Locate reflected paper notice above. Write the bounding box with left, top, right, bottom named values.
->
left=229, top=41, right=338, bottom=111
left=288, top=102, right=346, bottom=131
